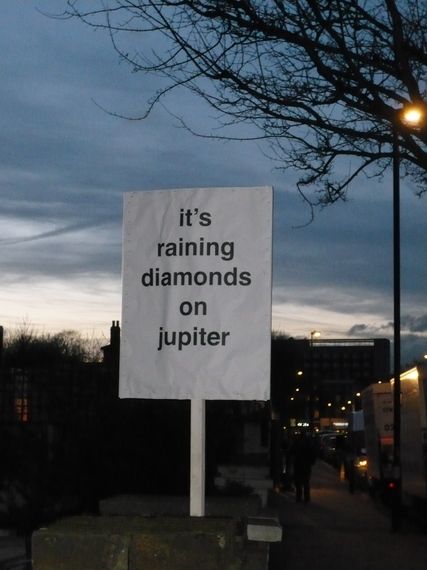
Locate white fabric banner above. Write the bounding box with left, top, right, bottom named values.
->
left=119, top=186, right=272, bottom=400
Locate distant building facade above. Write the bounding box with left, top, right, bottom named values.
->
left=271, top=337, right=390, bottom=430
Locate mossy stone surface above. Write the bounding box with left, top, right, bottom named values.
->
left=32, top=516, right=247, bottom=570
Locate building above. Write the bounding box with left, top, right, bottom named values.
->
left=271, top=337, right=390, bottom=430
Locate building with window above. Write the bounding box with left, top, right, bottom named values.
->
left=271, top=337, right=390, bottom=430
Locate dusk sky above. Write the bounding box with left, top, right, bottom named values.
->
left=1, top=2, right=426, bottom=364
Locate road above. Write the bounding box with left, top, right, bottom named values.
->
left=269, top=460, right=427, bottom=570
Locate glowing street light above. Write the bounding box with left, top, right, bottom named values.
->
left=399, top=105, right=425, bottom=127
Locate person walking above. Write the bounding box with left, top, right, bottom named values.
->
left=289, top=430, right=317, bottom=503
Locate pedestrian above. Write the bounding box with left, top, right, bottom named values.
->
left=280, top=432, right=294, bottom=492
left=289, top=430, right=317, bottom=503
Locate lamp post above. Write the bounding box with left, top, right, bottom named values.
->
left=308, top=331, right=320, bottom=430
left=391, top=120, right=402, bottom=532
left=391, top=103, right=424, bottom=531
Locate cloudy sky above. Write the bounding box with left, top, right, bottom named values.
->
left=1, top=1, right=426, bottom=364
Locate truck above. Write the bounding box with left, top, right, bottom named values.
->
left=362, top=363, right=427, bottom=511
left=361, top=382, right=394, bottom=494
left=398, top=363, right=427, bottom=507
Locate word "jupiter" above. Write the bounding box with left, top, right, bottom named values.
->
left=157, top=326, right=230, bottom=351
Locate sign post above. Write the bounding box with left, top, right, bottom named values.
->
left=120, top=186, right=273, bottom=516
left=190, top=399, right=205, bottom=516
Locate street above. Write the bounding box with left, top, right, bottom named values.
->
left=269, top=460, right=427, bottom=570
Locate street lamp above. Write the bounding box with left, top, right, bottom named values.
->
left=310, top=330, right=321, bottom=342
left=308, top=331, right=320, bottom=429
left=391, top=102, right=425, bottom=531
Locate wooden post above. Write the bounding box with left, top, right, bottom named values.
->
left=190, top=399, right=205, bottom=517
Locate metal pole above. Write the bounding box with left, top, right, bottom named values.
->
left=190, top=399, right=206, bottom=517
left=391, top=125, right=402, bottom=532
left=309, top=334, right=314, bottom=429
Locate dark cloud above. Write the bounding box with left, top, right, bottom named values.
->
left=348, top=317, right=427, bottom=338
left=1, top=239, right=121, bottom=282
left=348, top=324, right=370, bottom=336
left=401, top=315, right=427, bottom=333
left=402, top=334, right=427, bottom=366
left=347, top=321, right=427, bottom=366
left=0, top=217, right=117, bottom=246
left=347, top=322, right=393, bottom=337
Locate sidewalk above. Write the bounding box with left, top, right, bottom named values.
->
left=269, top=461, right=427, bottom=570
left=0, top=534, right=29, bottom=570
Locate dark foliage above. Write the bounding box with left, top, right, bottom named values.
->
left=3, top=326, right=101, bottom=367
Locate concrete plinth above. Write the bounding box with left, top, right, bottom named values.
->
left=32, top=515, right=266, bottom=570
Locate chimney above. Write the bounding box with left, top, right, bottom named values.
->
left=110, top=320, right=120, bottom=350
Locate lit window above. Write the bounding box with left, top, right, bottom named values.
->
left=15, top=398, right=30, bottom=423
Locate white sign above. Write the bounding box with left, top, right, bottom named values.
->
left=120, top=186, right=273, bottom=400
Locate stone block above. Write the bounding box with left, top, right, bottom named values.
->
left=32, top=528, right=129, bottom=570
left=130, top=530, right=237, bottom=570
left=246, top=517, right=282, bottom=543
left=243, top=542, right=270, bottom=570
left=32, top=516, right=247, bottom=570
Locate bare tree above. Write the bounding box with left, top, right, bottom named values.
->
left=64, top=1, right=427, bottom=206
left=3, top=324, right=102, bottom=365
